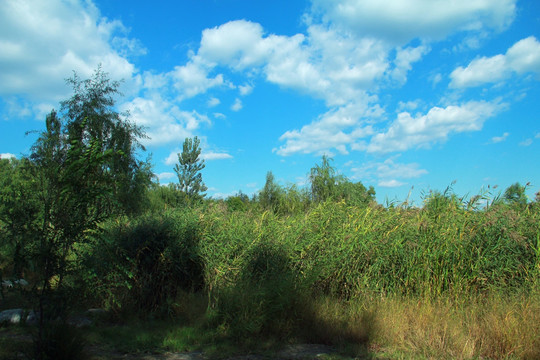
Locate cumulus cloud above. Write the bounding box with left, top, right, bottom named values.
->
left=368, top=100, right=504, bottom=153
left=390, top=45, right=430, bottom=84
left=121, top=95, right=210, bottom=146
left=0, top=0, right=136, bottom=105
left=171, top=59, right=225, bottom=99
left=450, top=36, right=540, bottom=88
left=275, top=101, right=379, bottom=156
left=311, top=0, right=515, bottom=44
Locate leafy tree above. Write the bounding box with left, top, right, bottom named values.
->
left=60, top=67, right=152, bottom=215
left=309, top=155, right=375, bottom=206
left=5, top=68, right=151, bottom=359
left=309, top=155, right=344, bottom=203
left=335, top=180, right=376, bottom=207
left=259, top=171, right=283, bottom=212
left=503, top=182, right=528, bottom=208
left=0, top=157, right=40, bottom=283
left=174, top=136, right=207, bottom=203
left=226, top=191, right=250, bottom=212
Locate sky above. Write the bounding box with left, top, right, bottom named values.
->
left=1, top=0, right=539, bottom=204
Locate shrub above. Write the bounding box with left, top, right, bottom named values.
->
left=86, top=209, right=203, bottom=317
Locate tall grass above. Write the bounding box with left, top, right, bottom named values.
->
left=191, top=198, right=540, bottom=357
left=74, top=195, right=540, bottom=357
left=200, top=200, right=539, bottom=301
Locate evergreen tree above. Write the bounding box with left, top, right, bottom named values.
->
left=174, top=136, right=207, bottom=203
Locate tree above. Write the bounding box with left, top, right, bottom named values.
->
left=60, top=67, right=152, bottom=215
left=174, top=136, right=207, bottom=203
left=309, top=155, right=341, bottom=203
left=503, top=182, right=528, bottom=208
left=14, top=68, right=151, bottom=358
left=259, top=171, right=283, bottom=212
left=309, top=155, right=375, bottom=206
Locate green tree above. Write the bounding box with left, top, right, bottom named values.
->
left=309, top=155, right=375, bottom=206
left=60, top=67, right=152, bottom=215
left=503, top=182, right=528, bottom=208
left=0, top=157, right=40, bottom=286
left=12, top=68, right=151, bottom=359
left=309, top=155, right=341, bottom=203
left=174, top=136, right=207, bottom=203
left=259, top=171, right=283, bottom=212
left=335, top=180, right=376, bottom=207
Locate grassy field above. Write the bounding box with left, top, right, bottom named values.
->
left=1, top=195, right=540, bottom=359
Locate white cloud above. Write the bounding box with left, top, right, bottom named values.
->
left=164, top=151, right=179, bottom=166
left=171, top=59, right=224, bottom=99
left=275, top=101, right=379, bottom=156
left=231, top=98, right=243, bottom=111
left=352, top=157, right=427, bottom=181
left=350, top=157, right=427, bottom=188
left=0, top=153, right=16, bottom=159
left=207, top=97, right=221, bottom=107
left=397, top=100, right=420, bottom=112
left=201, top=152, right=233, bottom=161
left=0, top=0, right=136, bottom=105
left=379, top=179, right=406, bottom=188
left=157, top=172, right=175, bottom=182
left=491, top=132, right=509, bottom=143
left=390, top=45, right=430, bottom=84
left=121, top=95, right=210, bottom=146
left=450, top=36, right=540, bottom=88
left=311, top=0, right=516, bottom=44
left=238, top=83, right=253, bottom=96
left=368, top=100, right=504, bottom=153
left=374, top=158, right=428, bottom=179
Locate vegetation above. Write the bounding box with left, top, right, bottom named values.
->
left=174, top=136, right=207, bottom=204
left=1, top=69, right=540, bottom=359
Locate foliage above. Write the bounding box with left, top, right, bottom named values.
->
left=0, top=157, right=40, bottom=280
left=0, top=68, right=151, bottom=359
left=225, top=191, right=250, bottom=212
left=60, top=67, right=152, bottom=215
left=174, top=136, right=207, bottom=204
left=259, top=171, right=283, bottom=212
left=309, top=155, right=375, bottom=206
left=503, top=182, right=528, bottom=208
left=309, top=155, right=338, bottom=203
left=86, top=210, right=204, bottom=317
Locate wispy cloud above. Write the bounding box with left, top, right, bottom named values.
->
left=491, top=132, right=509, bottom=143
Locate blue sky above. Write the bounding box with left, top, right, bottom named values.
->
left=1, top=0, right=539, bottom=204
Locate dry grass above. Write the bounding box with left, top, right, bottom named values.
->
left=307, top=293, right=540, bottom=359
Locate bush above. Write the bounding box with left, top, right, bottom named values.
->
left=85, top=209, right=203, bottom=317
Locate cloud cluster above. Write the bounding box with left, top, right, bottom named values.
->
left=1, top=0, right=530, bottom=178
left=0, top=0, right=136, bottom=103
left=311, top=0, right=515, bottom=44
